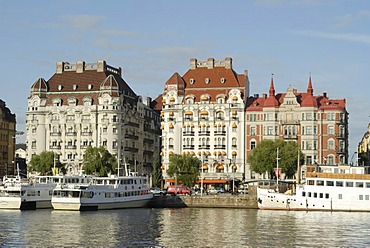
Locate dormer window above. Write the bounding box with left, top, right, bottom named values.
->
left=73, top=84, right=78, bottom=90
left=221, top=78, right=225, bottom=84
left=58, top=85, right=63, bottom=91
left=205, top=78, right=210, bottom=84
left=190, top=79, right=195, bottom=84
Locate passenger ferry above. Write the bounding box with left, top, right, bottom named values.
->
left=0, top=175, right=91, bottom=210
left=51, top=174, right=153, bottom=211
left=257, top=165, right=370, bottom=212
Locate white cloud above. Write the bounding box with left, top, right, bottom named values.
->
left=62, top=14, right=105, bottom=30
left=291, top=30, right=370, bottom=44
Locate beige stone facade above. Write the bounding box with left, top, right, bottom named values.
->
left=26, top=61, right=161, bottom=176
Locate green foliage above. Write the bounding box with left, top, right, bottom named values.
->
left=28, top=151, right=63, bottom=175
left=248, top=139, right=303, bottom=178
left=82, top=146, right=117, bottom=176
left=152, top=152, right=162, bottom=187
left=167, top=154, right=200, bottom=187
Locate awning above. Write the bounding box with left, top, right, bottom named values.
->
left=232, top=95, right=238, bottom=100
left=169, top=111, right=174, bottom=116
left=196, top=179, right=227, bottom=184
left=170, top=97, right=175, bottom=102
left=169, top=151, right=174, bottom=156
left=216, top=165, right=224, bottom=170
left=201, top=95, right=208, bottom=100
left=185, top=110, right=193, bottom=115
left=232, top=151, right=237, bottom=155
left=232, top=123, right=237, bottom=128
left=200, top=110, right=208, bottom=115
left=202, top=164, right=208, bottom=170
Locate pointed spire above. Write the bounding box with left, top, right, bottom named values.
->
left=269, top=73, right=275, bottom=97
left=307, top=73, right=313, bottom=95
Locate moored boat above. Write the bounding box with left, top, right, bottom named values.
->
left=0, top=175, right=91, bottom=210
left=51, top=174, right=153, bottom=211
left=257, top=165, right=370, bottom=212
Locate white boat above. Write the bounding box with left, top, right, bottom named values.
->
left=257, top=165, right=370, bottom=212
left=51, top=174, right=153, bottom=211
left=0, top=175, right=91, bottom=210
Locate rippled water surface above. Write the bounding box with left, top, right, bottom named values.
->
left=0, top=208, right=369, bottom=247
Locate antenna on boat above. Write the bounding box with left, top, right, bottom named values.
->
left=124, top=157, right=128, bottom=176
left=276, top=148, right=280, bottom=192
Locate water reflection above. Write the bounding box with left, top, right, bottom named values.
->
left=0, top=208, right=369, bottom=247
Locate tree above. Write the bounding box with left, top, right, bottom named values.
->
left=167, top=154, right=200, bottom=187
left=152, top=153, right=162, bottom=187
left=82, top=146, right=117, bottom=176
left=248, top=140, right=303, bottom=178
left=28, top=151, right=63, bottom=175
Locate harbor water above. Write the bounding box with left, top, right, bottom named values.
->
left=1, top=208, right=369, bottom=247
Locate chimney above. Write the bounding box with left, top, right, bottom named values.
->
left=323, top=92, right=327, bottom=98
left=97, top=60, right=106, bottom=72
left=190, top=58, right=197, bottom=70
left=225, top=57, right=232, bottom=69
left=76, top=61, right=85, bottom=73
left=207, top=58, right=215, bottom=69
left=262, top=93, right=267, bottom=98
left=56, top=62, right=65, bottom=74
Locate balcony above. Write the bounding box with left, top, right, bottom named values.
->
left=124, top=133, right=139, bottom=140
left=81, top=131, right=92, bottom=136
left=198, top=131, right=210, bottom=136
left=66, top=132, right=77, bottom=136
left=50, top=145, right=61, bottom=150
left=198, top=145, right=211, bottom=149
left=183, top=131, right=195, bottom=136
left=283, top=134, right=297, bottom=139
left=50, top=132, right=61, bottom=136
left=281, top=120, right=300, bottom=125
left=183, top=145, right=195, bottom=150
left=144, top=138, right=154, bottom=144
left=214, top=131, right=226, bottom=136
left=335, top=133, right=346, bottom=139
left=336, top=148, right=346, bottom=154
left=65, top=145, right=77, bottom=149
left=214, top=145, right=226, bottom=149
left=124, top=147, right=139, bottom=153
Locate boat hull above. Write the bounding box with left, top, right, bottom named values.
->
left=52, top=196, right=152, bottom=211
left=257, top=186, right=370, bottom=212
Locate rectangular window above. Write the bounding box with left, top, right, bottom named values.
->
left=308, top=192, right=312, bottom=197
left=317, top=180, right=324, bottom=186
left=356, top=182, right=364, bottom=188
left=338, top=194, right=342, bottom=199
left=314, top=192, right=317, bottom=198
left=325, top=193, right=329, bottom=199
left=326, top=181, right=334, bottom=186
left=302, top=191, right=306, bottom=197
left=308, top=180, right=314, bottom=185
left=366, top=183, right=370, bottom=188
left=359, top=195, right=363, bottom=200
left=336, top=181, right=343, bottom=187
left=250, top=126, right=256, bottom=136
left=319, top=193, right=323, bottom=198
left=366, top=195, right=369, bottom=200
left=346, top=182, right=354, bottom=187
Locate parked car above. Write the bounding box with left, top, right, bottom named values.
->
left=208, top=187, right=225, bottom=195
left=149, top=187, right=166, bottom=196
left=166, top=185, right=191, bottom=196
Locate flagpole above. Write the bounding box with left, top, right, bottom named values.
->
left=276, top=148, right=280, bottom=192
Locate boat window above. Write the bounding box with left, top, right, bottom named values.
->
left=366, top=195, right=369, bottom=200
left=326, top=181, right=334, bottom=186
left=302, top=191, right=306, bottom=197
left=346, top=182, right=353, bottom=187
left=359, top=195, right=363, bottom=200
left=319, top=193, right=323, bottom=198
left=338, top=194, right=342, bottom=199
left=355, top=182, right=364, bottom=188
left=313, top=193, right=317, bottom=198
left=316, top=180, right=324, bottom=186
left=308, top=180, right=314, bottom=185
left=308, top=192, right=312, bottom=197
left=336, top=181, right=343, bottom=187
left=325, top=193, right=329, bottom=199
left=28, top=190, right=36, bottom=196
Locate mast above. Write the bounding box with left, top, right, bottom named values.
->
left=297, top=149, right=301, bottom=184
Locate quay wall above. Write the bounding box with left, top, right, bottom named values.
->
left=148, top=187, right=258, bottom=209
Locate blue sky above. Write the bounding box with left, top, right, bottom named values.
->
left=1, top=0, right=369, bottom=161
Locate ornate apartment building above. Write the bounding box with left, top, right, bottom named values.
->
left=246, top=76, right=348, bottom=178
left=0, top=99, right=16, bottom=176
left=157, top=57, right=249, bottom=186
left=26, top=60, right=161, bottom=175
